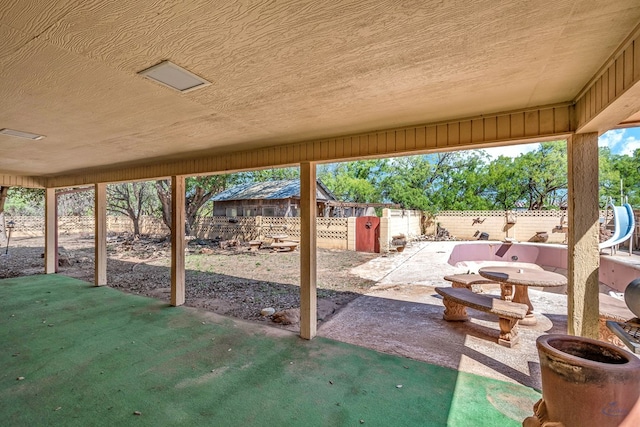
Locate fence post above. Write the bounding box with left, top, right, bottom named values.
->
left=380, top=209, right=391, bottom=253
left=347, top=217, right=356, bottom=251
left=255, top=216, right=262, bottom=240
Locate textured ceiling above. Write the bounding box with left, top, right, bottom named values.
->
left=1, top=0, right=640, bottom=177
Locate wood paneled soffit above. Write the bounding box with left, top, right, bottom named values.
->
left=0, top=175, right=45, bottom=188
left=575, top=23, right=640, bottom=133
left=44, top=104, right=572, bottom=188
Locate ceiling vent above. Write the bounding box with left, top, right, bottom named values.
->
left=137, top=61, right=211, bottom=93
left=0, top=128, right=45, bottom=140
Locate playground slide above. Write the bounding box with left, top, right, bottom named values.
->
left=599, top=203, right=635, bottom=251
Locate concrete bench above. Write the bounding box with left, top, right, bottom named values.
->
left=435, top=287, right=528, bottom=347
left=443, top=274, right=497, bottom=294
left=248, top=240, right=262, bottom=251
left=270, top=242, right=298, bottom=252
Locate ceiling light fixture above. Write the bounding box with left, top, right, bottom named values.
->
left=0, top=128, right=45, bottom=140
left=137, top=60, right=211, bottom=93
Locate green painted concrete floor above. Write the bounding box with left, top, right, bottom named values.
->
left=0, top=275, right=540, bottom=426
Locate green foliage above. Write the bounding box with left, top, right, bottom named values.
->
left=4, top=187, right=44, bottom=215
left=598, top=147, right=622, bottom=206
left=320, top=141, right=572, bottom=212
left=516, top=141, right=567, bottom=209
left=605, top=148, right=640, bottom=206
left=318, top=161, right=386, bottom=203
left=236, top=168, right=299, bottom=183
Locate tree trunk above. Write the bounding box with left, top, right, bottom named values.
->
left=155, top=180, right=172, bottom=231
left=132, top=217, right=141, bottom=237
left=0, top=186, right=8, bottom=214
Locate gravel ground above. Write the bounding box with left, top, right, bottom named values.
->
left=0, top=234, right=379, bottom=330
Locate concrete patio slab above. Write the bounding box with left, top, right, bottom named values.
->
left=320, top=242, right=570, bottom=390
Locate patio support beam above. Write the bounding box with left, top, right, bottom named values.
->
left=566, top=133, right=600, bottom=338
left=171, top=175, right=186, bottom=307
left=44, top=188, right=57, bottom=274
left=575, top=25, right=640, bottom=133
left=45, top=104, right=572, bottom=189
left=300, top=161, right=317, bottom=340
left=94, top=183, right=107, bottom=286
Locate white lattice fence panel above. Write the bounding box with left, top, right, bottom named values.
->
left=58, top=216, right=94, bottom=234
left=107, top=216, right=134, bottom=233
left=438, top=210, right=524, bottom=217
left=194, top=217, right=259, bottom=240
left=261, top=217, right=300, bottom=239
left=140, top=217, right=169, bottom=235
left=7, top=216, right=44, bottom=237
left=317, top=218, right=348, bottom=240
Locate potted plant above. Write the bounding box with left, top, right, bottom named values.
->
left=524, top=334, right=640, bottom=427
left=391, top=234, right=407, bottom=252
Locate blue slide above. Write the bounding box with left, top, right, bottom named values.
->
left=599, top=203, right=635, bottom=253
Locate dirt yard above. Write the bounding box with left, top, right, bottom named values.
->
left=0, top=234, right=379, bottom=331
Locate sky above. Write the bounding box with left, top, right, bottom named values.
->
left=481, top=126, right=640, bottom=159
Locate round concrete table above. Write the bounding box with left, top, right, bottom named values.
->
left=478, top=266, right=566, bottom=326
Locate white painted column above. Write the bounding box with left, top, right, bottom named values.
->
left=567, top=133, right=600, bottom=338
left=94, top=183, right=107, bottom=286
left=300, top=162, right=317, bottom=339
left=171, top=175, right=186, bottom=306
left=44, top=188, right=57, bottom=274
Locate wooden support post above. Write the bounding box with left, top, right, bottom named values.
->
left=94, top=183, right=107, bottom=286
left=44, top=188, right=57, bottom=274
left=171, top=175, right=186, bottom=307
left=567, top=133, right=600, bottom=338
left=300, top=162, right=317, bottom=339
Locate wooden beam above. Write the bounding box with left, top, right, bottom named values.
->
left=566, top=133, right=600, bottom=338
left=94, top=183, right=107, bottom=286
left=299, top=162, right=317, bottom=340
left=44, top=104, right=572, bottom=188
left=575, top=26, right=640, bottom=133
left=0, top=174, right=45, bottom=188
left=171, top=175, right=186, bottom=307
left=44, top=188, right=57, bottom=274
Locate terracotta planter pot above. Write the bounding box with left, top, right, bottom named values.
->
left=524, top=334, right=640, bottom=427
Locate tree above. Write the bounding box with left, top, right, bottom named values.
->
left=57, top=188, right=94, bottom=216
left=319, top=161, right=387, bottom=204
left=156, top=175, right=236, bottom=235
left=385, top=152, right=491, bottom=211
left=598, top=147, right=622, bottom=206
left=608, top=148, right=640, bottom=206
left=108, top=182, right=155, bottom=237
left=2, top=187, right=44, bottom=216
left=236, top=167, right=299, bottom=183
left=380, top=156, right=433, bottom=210
left=516, top=142, right=567, bottom=209
left=484, top=156, right=528, bottom=210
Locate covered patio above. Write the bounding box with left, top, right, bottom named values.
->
left=2, top=1, right=640, bottom=425
left=1, top=274, right=540, bottom=426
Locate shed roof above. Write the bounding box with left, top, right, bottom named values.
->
left=212, top=180, right=336, bottom=202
